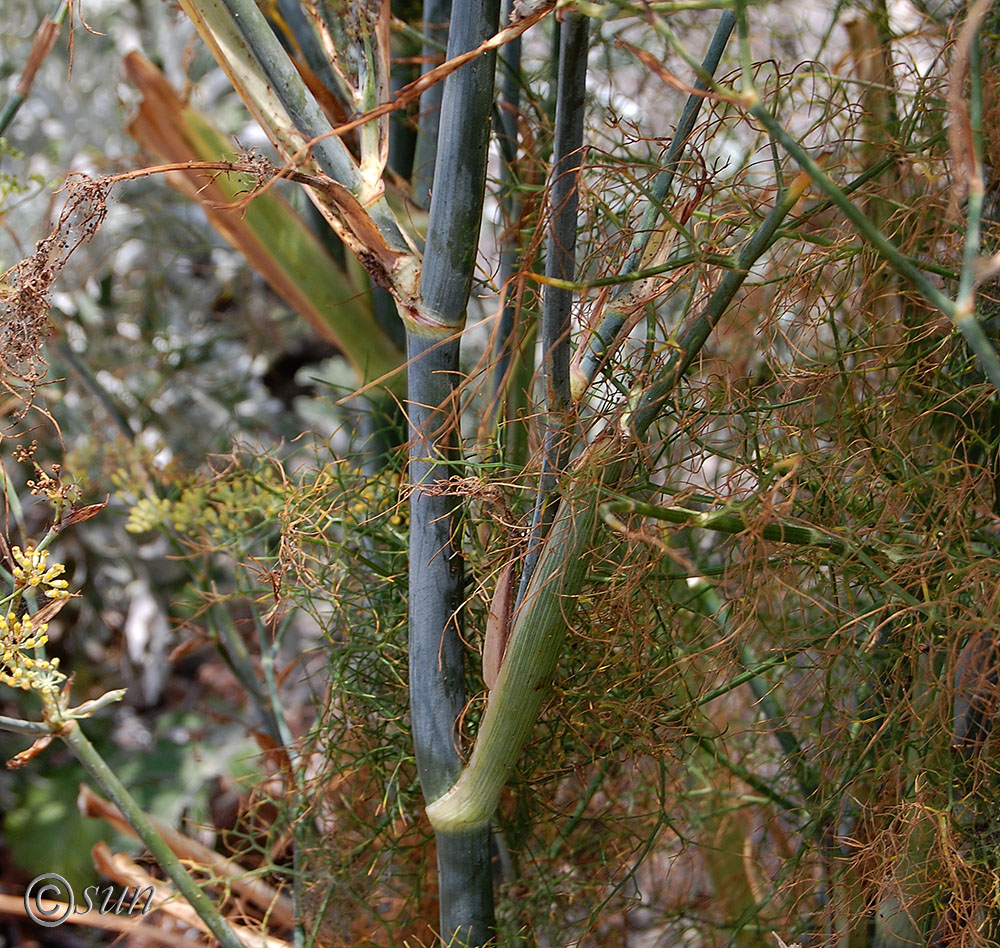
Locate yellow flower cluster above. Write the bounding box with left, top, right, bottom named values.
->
left=0, top=611, right=63, bottom=693
left=124, top=473, right=284, bottom=541
left=11, top=546, right=72, bottom=600
left=123, top=495, right=172, bottom=534
left=120, top=463, right=407, bottom=546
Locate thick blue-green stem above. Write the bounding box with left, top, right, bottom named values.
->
left=516, top=11, right=590, bottom=606
left=407, top=336, right=493, bottom=947
left=408, top=335, right=467, bottom=804
left=418, top=0, right=501, bottom=326
left=407, top=0, right=499, bottom=944
left=412, top=0, right=452, bottom=209
left=488, top=0, right=524, bottom=437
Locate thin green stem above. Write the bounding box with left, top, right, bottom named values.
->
left=0, top=713, right=50, bottom=736
left=657, top=647, right=812, bottom=726
left=602, top=495, right=922, bottom=608
left=62, top=722, right=244, bottom=948
left=689, top=579, right=819, bottom=798
left=733, top=0, right=755, bottom=96
left=573, top=10, right=736, bottom=394
left=601, top=497, right=846, bottom=551
left=547, top=758, right=613, bottom=861
left=536, top=252, right=734, bottom=292
left=747, top=107, right=944, bottom=307
left=957, top=34, right=984, bottom=308
left=691, top=732, right=804, bottom=814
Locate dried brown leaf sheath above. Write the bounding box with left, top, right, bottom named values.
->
left=483, top=561, right=516, bottom=691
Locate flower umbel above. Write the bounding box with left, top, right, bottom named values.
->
left=0, top=546, right=73, bottom=697
left=0, top=610, right=63, bottom=693
left=11, top=546, right=72, bottom=599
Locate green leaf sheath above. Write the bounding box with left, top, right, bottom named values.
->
left=427, top=449, right=618, bottom=833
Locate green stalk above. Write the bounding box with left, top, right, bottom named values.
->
left=61, top=722, right=244, bottom=948
left=547, top=759, right=613, bottom=861
left=950, top=28, right=996, bottom=764
left=573, top=9, right=735, bottom=394
left=387, top=22, right=419, bottom=180
left=406, top=0, right=499, bottom=943
left=601, top=496, right=923, bottom=609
